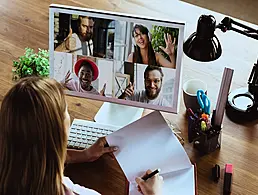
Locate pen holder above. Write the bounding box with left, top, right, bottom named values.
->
left=188, top=114, right=221, bottom=154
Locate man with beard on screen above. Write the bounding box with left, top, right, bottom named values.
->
left=119, top=65, right=171, bottom=107
left=55, top=16, right=94, bottom=56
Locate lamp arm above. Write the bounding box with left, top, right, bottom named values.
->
left=216, top=17, right=258, bottom=101
left=248, top=61, right=258, bottom=101
left=216, top=17, right=258, bottom=40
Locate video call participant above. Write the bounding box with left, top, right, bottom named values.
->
left=119, top=65, right=171, bottom=107
left=62, top=58, right=106, bottom=95
left=55, top=16, right=94, bottom=56
left=0, top=77, right=163, bottom=195
left=127, top=24, right=177, bottom=69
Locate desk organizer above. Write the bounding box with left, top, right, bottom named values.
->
left=188, top=113, right=221, bottom=154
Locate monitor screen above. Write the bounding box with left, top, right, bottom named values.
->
left=49, top=4, right=185, bottom=113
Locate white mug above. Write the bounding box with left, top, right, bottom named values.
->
left=183, top=79, right=207, bottom=112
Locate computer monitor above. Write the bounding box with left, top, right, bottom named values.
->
left=49, top=4, right=185, bottom=122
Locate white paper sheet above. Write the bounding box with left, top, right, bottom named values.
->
left=106, top=111, right=192, bottom=182
left=53, top=51, right=72, bottom=82
left=129, top=165, right=195, bottom=195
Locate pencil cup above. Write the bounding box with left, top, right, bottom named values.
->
left=188, top=113, right=221, bottom=154
left=183, top=79, right=207, bottom=113
left=193, top=128, right=222, bottom=154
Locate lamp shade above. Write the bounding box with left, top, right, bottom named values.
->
left=183, top=15, right=222, bottom=62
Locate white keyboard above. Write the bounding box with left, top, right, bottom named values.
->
left=67, top=119, right=120, bottom=149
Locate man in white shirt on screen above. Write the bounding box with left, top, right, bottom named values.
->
left=55, top=16, right=94, bottom=56
left=119, top=65, right=171, bottom=107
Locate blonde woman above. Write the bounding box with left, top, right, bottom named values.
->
left=0, top=77, right=163, bottom=195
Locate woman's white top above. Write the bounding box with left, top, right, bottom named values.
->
left=63, top=176, right=101, bottom=195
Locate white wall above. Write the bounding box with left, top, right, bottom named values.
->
left=53, top=51, right=73, bottom=82
left=94, top=58, right=114, bottom=97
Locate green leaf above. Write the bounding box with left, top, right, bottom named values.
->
left=12, top=47, right=50, bottom=79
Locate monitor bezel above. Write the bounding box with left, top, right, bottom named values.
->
left=49, top=4, right=185, bottom=113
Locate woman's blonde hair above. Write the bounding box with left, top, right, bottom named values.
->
left=0, top=77, right=67, bottom=195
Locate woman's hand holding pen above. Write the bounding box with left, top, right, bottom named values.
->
left=135, top=169, right=163, bottom=195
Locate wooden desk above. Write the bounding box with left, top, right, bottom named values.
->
left=1, top=0, right=258, bottom=194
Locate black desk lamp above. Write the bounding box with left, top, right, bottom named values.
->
left=183, top=15, right=258, bottom=122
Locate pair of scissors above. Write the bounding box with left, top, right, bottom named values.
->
left=197, top=89, right=210, bottom=115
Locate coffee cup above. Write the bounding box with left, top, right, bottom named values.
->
left=183, top=79, right=207, bottom=112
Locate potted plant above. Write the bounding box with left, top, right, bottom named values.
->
left=12, top=47, right=49, bottom=80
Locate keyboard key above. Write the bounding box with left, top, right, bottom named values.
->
left=91, top=137, right=97, bottom=142
left=103, top=130, right=109, bottom=135
left=87, top=127, right=93, bottom=131
left=97, top=130, right=103, bottom=133
left=80, top=143, right=87, bottom=148
left=73, top=138, right=79, bottom=142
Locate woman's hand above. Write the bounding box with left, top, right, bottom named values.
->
left=84, top=137, right=118, bottom=162
left=135, top=169, right=163, bottom=195
left=66, top=137, right=118, bottom=164
left=159, top=33, right=176, bottom=56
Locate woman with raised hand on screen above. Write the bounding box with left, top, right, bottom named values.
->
left=127, top=24, right=176, bottom=69
left=0, top=77, right=163, bottom=195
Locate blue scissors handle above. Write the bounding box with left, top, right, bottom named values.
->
left=197, top=90, right=210, bottom=115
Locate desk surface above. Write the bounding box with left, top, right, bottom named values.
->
left=1, top=0, right=258, bottom=194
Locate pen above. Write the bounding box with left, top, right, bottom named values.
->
left=142, top=169, right=160, bottom=181
left=187, top=108, right=198, bottom=119
left=212, top=164, right=220, bottom=182
left=211, top=109, right=216, bottom=126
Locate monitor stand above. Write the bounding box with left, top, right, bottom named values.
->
left=94, top=102, right=144, bottom=128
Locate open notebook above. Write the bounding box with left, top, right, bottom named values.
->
left=106, top=111, right=196, bottom=195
